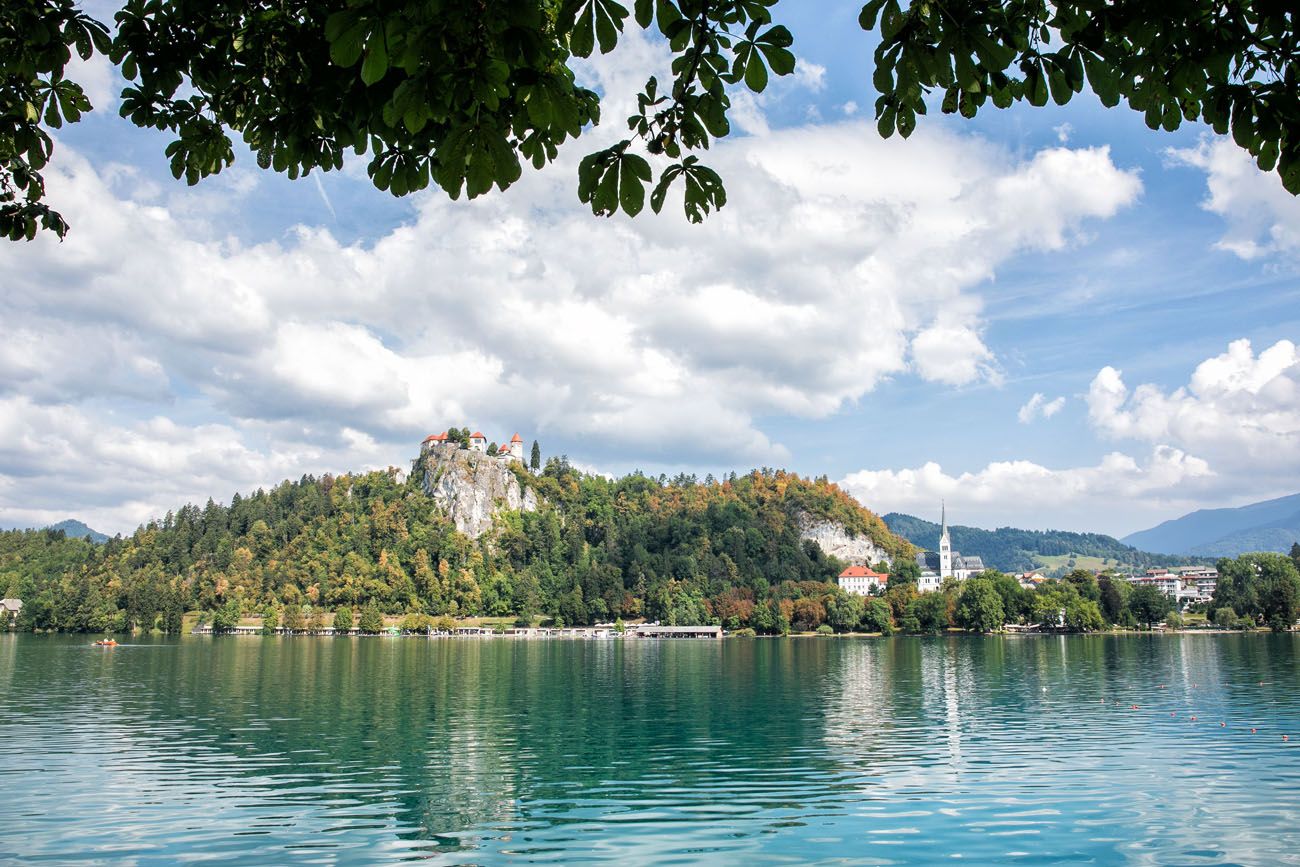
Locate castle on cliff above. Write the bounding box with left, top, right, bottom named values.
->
left=422, top=429, right=526, bottom=464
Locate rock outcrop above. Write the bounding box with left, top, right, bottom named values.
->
left=419, top=448, right=539, bottom=539
left=797, top=513, right=891, bottom=566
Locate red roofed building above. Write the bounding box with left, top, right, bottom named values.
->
left=469, top=431, right=488, bottom=452
left=838, top=565, right=889, bottom=596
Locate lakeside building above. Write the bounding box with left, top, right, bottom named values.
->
left=915, top=504, right=985, bottom=591
left=422, top=429, right=527, bottom=464
left=1017, top=572, right=1048, bottom=590
left=1, top=598, right=21, bottom=624
left=1128, top=566, right=1218, bottom=608
left=837, top=565, right=889, bottom=596
left=631, top=624, right=722, bottom=639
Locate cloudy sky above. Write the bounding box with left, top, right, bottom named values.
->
left=3, top=2, right=1299, bottom=539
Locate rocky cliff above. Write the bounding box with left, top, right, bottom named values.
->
left=797, top=512, right=894, bottom=566
left=419, top=448, right=539, bottom=539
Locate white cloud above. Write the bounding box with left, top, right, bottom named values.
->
left=0, top=30, right=1144, bottom=532
left=1167, top=137, right=1300, bottom=260
left=1087, top=338, right=1300, bottom=473
left=0, top=396, right=397, bottom=534
left=841, top=101, right=859, bottom=116
left=837, top=338, right=1300, bottom=536
left=794, top=60, right=827, bottom=92
left=1017, top=392, right=1066, bottom=424
left=911, top=324, right=998, bottom=386
left=840, top=446, right=1213, bottom=535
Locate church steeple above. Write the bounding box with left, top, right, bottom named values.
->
left=938, top=500, right=952, bottom=579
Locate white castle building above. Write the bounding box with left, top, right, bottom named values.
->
left=422, top=429, right=526, bottom=464
left=915, top=503, right=985, bottom=591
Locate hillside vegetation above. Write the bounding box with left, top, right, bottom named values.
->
left=883, top=513, right=1207, bottom=574
left=2, top=461, right=912, bottom=634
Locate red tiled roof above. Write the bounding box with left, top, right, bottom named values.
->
left=470, top=431, right=486, bottom=439
left=511, top=433, right=523, bottom=442
left=839, top=566, right=888, bottom=580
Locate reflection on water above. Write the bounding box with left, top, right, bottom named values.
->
left=1, top=634, right=1298, bottom=864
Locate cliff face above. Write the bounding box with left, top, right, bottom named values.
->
left=419, top=448, right=539, bottom=539
left=797, top=513, right=892, bottom=566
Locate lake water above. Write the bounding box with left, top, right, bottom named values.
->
left=2, top=633, right=1299, bottom=865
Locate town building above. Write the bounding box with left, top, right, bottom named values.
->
left=838, top=565, right=889, bottom=596
left=915, top=504, right=985, bottom=590
left=1129, top=566, right=1218, bottom=608
left=1017, top=572, right=1048, bottom=590
left=631, top=624, right=723, bottom=639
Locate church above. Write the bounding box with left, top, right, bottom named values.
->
left=915, top=504, right=985, bottom=592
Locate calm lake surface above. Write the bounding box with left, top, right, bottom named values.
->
left=2, top=634, right=1299, bottom=865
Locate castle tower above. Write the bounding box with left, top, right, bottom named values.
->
left=509, top=433, right=524, bottom=460
left=938, top=501, right=953, bottom=579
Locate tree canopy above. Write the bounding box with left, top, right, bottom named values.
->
left=5, top=0, right=1296, bottom=242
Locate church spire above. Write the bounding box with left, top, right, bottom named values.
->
left=940, top=500, right=948, bottom=541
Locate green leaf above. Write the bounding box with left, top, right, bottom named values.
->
left=744, top=53, right=769, bottom=92
left=571, top=3, right=596, bottom=57
left=594, top=0, right=623, bottom=54
left=877, top=105, right=896, bottom=138
left=655, top=0, right=682, bottom=37
left=896, top=105, right=915, bottom=137
left=760, top=44, right=796, bottom=76
left=1047, top=66, right=1071, bottom=106
left=859, top=0, right=887, bottom=32
left=650, top=167, right=679, bottom=213
left=360, top=36, right=389, bottom=85
left=1083, top=53, right=1119, bottom=107
left=329, top=19, right=369, bottom=68
left=941, top=86, right=958, bottom=114
left=619, top=153, right=651, bottom=215
left=756, top=25, right=793, bottom=48
left=635, top=0, right=653, bottom=28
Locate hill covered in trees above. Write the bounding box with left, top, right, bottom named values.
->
left=882, top=513, right=1208, bottom=574
left=2, top=458, right=913, bottom=634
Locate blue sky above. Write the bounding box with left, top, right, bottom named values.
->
left=2, top=2, right=1298, bottom=539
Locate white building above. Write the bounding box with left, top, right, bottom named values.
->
left=915, top=504, right=985, bottom=590
left=1131, top=567, right=1218, bottom=608
left=838, top=566, right=889, bottom=596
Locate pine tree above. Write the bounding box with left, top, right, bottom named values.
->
left=530, top=440, right=541, bottom=470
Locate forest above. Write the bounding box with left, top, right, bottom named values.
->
left=4, top=459, right=1297, bottom=636
left=2, top=460, right=910, bottom=633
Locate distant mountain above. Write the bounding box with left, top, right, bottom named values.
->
left=47, top=519, right=110, bottom=544
left=883, top=513, right=1201, bottom=574
left=1123, top=493, right=1300, bottom=557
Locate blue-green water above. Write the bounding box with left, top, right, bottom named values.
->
left=2, top=634, right=1299, bottom=865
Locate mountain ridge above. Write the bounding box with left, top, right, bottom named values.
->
left=1122, top=492, right=1300, bottom=556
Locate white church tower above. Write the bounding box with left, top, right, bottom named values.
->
left=938, top=501, right=953, bottom=579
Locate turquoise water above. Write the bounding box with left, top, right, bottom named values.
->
left=1, top=634, right=1299, bottom=865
